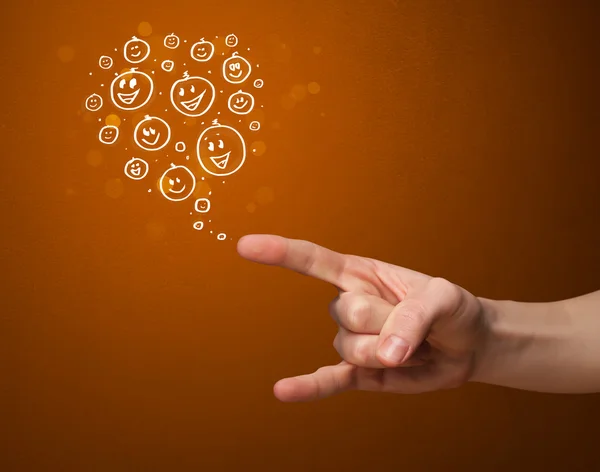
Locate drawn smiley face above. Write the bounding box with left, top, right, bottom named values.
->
left=124, top=36, right=150, bottom=63
left=164, top=33, right=180, bottom=49
left=85, top=93, right=103, bottom=111
left=159, top=164, right=196, bottom=202
left=190, top=39, right=215, bottom=62
left=99, top=55, right=113, bottom=69
left=225, top=34, right=238, bottom=48
left=161, top=60, right=174, bottom=72
left=110, top=69, right=154, bottom=111
left=134, top=115, right=171, bottom=151
left=197, top=120, right=246, bottom=177
left=222, top=52, right=252, bottom=84
left=194, top=198, right=211, bottom=213
left=227, top=90, right=255, bottom=115
left=170, top=73, right=215, bottom=117
left=99, top=125, right=119, bottom=144
left=124, top=157, right=149, bottom=180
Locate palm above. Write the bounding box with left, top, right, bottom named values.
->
left=238, top=235, right=485, bottom=401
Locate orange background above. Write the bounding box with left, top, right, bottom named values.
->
left=2, top=0, right=600, bottom=470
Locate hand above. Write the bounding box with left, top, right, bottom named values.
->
left=237, top=235, right=488, bottom=402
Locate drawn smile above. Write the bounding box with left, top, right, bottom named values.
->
left=210, top=151, right=231, bottom=169
left=130, top=51, right=141, bottom=58
left=169, top=185, right=186, bottom=194
left=130, top=168, right=141, bottom=176
left=228, top=70, right=242, bottom=79
left=118, top=89, right=141, bottom=104
left=180, top=91, right=207, bottom=111
left=141, top=133, right=161, bottom=146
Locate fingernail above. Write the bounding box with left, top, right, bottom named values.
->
left=378, top=336, right=410, bottom=364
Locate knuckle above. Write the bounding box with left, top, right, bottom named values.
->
left=400, top=299, right=427, bottom=326
left=429, top=277, right=458, bottom=299
left=428, top=276, right=463, bottom=313
left=347, top=296, right=371, bottom=332
left=351, top=338, right=370, bottom=365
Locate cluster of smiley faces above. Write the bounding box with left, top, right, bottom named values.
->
left=86, top=34, right=259, bottom=117
left=117, top=118, right=247, bottom=203
left=87, top=33, right=262, bottom=205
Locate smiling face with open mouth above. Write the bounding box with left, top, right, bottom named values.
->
left=197, top=121, right=246, bottom=177
left=110, top=69, right=154, bottom=111
left=124, top=158, right=149, bottom=181
left=170, top=74, right=215, bottom=117
left=134, top=115, right=171, bottom=151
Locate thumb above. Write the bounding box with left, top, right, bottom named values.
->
left=375, top=277, right=460, bottom=368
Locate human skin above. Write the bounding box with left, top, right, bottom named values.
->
left=236, top=234, right=600, bottom=402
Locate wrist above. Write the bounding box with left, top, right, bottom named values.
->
left=469, top=297, right=575, bottom=391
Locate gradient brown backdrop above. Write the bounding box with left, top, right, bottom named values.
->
left=2, top=0, right=600, bottom=470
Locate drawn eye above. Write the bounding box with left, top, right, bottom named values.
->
left=176, top=178, right=181, bottom=183
left=218, top=140, right=224, bottom=149
left=149, top=127, right=156, bottom=135
left=190, top=85, right=195, bottom=94
left=169, top=179, right=175, bottom=185
left=208, top=142, right=215, bottom=152
left=119, top=79, right=126, bottom=88
left=179, top=87, right=185, bottom=97
left=143, top=128, right=150, bottom=137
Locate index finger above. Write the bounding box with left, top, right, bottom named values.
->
left=237, top=234, right=350, bottom=289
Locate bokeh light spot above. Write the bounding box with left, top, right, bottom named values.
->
left=105, top=178, right=124, bottom=199
left=291, top=84, right=308, bottom=101
left=137, top=22, right=153, bottom=37
left=308, top=82, right=321, bottom=94
left=105, top=114, right=121, bottom=127
left=194, top=180, right=212, bottom=197
left=57, top=46, right=75, bottom=63
left=251, top=141, right=267, bottom=156
left=246, top=202, right=257, bottom=213
left=255, top=187, right=274, bottom=205
left=86, top=149, right=103, bottom=167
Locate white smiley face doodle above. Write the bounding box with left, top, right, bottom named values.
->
left=164, top=33, right=180, bottom=49
left=110, top=69, right=154, bottom=111
left=124, top=36, right=151, bottom=63
left=99, top=125, right=119, bottom=144
left=85, top=93, right=103, bottom=111
left=159, top=164, right=196, bottom=202
left=225, top=34, right=238, bottom=48
left=134, top=115, right=171, bottom=151
left=190, top=39, right=215, bottom=62
left=124, top=158, right=149, bottom=180
left=194, top=198, right=211, bottom=213
left=161, top=60, right=175, bottom=72
left=99, top=55, right=113, bottom=70
left=253, top=79, right=264, bottom=88
left=222, top=52, right=252, bottom=84
left=227, top=90, right=255, bottom=115
left=197, top=120, right=246, bottom=177
left=249, top=121, right=260, bottom=132
left=170, top=72, right=216, bottom=117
